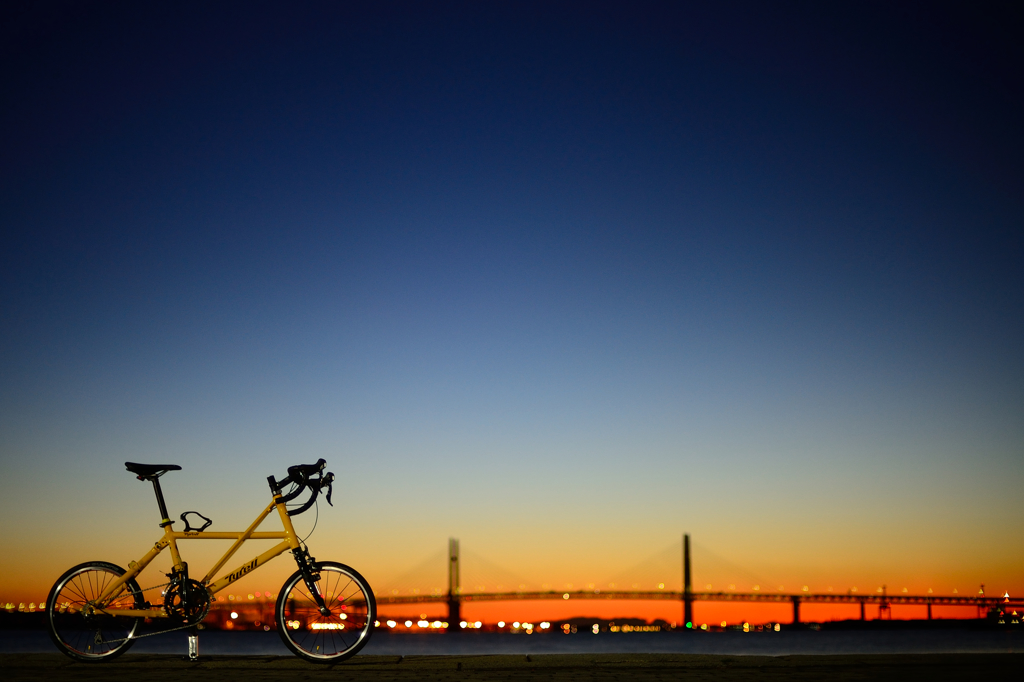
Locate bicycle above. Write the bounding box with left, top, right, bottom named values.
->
left=45, top=459, right=376, bottom=663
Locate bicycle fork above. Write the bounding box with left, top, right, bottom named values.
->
left=293, top=547, right=331, bottom=616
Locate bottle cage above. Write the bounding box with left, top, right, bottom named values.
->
left=180, top=511, right=213, bottom=533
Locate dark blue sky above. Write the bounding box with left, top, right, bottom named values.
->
left=2, top=2, right=1022, bottom=595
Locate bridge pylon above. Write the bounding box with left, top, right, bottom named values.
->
left=683, top=533, right=693, bottom=627
left=447, top=537, right=461, bottom=631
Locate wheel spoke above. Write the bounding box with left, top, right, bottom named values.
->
left=64, top=580, right=89, bottom=604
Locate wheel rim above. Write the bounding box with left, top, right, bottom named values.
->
left=49, top=566, right=140, bottom=658
left=279, top=566, right=373, bottom=659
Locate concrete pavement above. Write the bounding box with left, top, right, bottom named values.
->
left=3, top=652, right=1022, bottom=681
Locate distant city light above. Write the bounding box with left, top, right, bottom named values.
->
left=310, top=623, right=344, bottom=630
left=230, top=612, right=238, bottom=619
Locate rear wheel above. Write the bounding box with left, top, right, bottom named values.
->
left=46, top=561, right=144, bottom=662
left=275, top=561, right=376, bottom=663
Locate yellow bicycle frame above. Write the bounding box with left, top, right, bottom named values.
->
left=89, top=490, right=301, bottom=618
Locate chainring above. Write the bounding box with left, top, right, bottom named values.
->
left=163, top=578, right=211, bottom=625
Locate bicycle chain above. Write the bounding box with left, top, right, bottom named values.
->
left=94, top=579, right=213, bottom=645
left=100, top=618, right=199, bottom=645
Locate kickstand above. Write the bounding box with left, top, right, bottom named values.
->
left=186, top=626, right=199, bottom=661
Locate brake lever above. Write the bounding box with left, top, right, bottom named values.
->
left=322, top=472, right=334, bottom=507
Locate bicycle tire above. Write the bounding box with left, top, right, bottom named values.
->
left=275, top=561, right=376, bottom=663
left=46, top=561, right=144, bottom=662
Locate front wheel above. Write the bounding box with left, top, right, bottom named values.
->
left=275, top=561, right=376, bottom=663
left=46, top=561, right=144, bottom=662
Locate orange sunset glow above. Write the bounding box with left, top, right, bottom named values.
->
left=2, top=1, right=1022, bottom=658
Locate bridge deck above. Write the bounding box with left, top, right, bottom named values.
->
left=378, top=589, right=1022, bottom=609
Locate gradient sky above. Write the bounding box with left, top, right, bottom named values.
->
left=2, top=1, right=1021, bottom=618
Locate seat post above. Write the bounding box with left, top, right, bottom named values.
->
left=151, top=478, right=172, bottom=527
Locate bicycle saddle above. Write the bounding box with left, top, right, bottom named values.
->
left=125, top=462, right=182, bottom=480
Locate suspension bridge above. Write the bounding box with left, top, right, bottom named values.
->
left=374, top=535, right=1021, bottom=627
